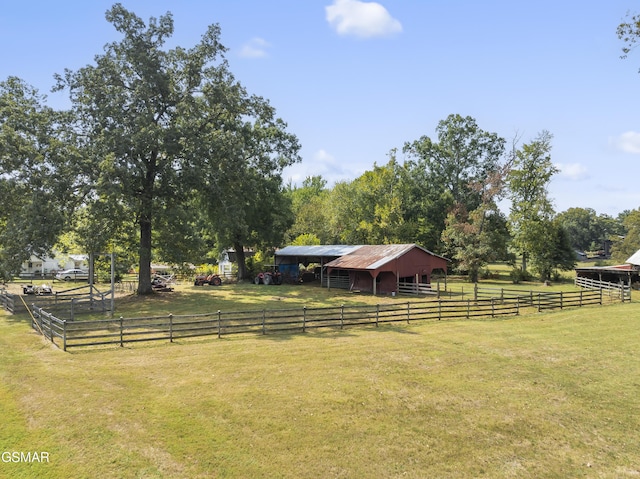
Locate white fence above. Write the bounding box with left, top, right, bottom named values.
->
left=574, top=276, right=631, bottom=302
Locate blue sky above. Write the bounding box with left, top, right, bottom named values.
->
left=2, top=1, right=639, bottom=217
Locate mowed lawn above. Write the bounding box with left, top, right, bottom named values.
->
left=2, top=286, right=640, bottom=478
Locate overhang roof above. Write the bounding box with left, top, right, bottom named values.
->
left=325, top=244, right=447, bottom=271
left=626, top=249, right=640, bottom=266
left=276, top=245, right=362, bottom=258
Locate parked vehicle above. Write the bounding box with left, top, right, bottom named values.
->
left=22, top=284, right=53, bottom=295
left=151, top=274, right=175, bottom=292
left=194, top=274, right=222, bottom=286
left=55, top=269, right=89, bottom=281
left=254, top=266, right=282, bottom=285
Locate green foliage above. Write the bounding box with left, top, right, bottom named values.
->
left=555, top=207, right=621, bottom=252
left=611, top=208, right=640, bottom=263
left=509, top=267, right=531, bottom=284
left=403, top=114, right=506, bottom=209
left=441, top=205, right=497, bottom=282
left=291, top=233, right=321, bottom=246
left=50, top=4, right=299, bottom=291
left=507, top=131, right=565, bottom=278
left=0, top=77, right=80, bottom=280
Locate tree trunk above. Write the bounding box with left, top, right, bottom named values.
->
left=137, top=155, right=156, bottom=295
left=234, top=241, right=247, bottom=281
left=137, top=217, right=153, bottom=294
left=521, top=252, right=527, bottom=272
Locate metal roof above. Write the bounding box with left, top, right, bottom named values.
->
left=276, top=245, right=362, bottom=258
left=626, top=249, right=640, bottom=266
left=324, top=244, right=445, bottom=270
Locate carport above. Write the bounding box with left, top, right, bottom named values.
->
left=274, top=245, right=362, bottom=284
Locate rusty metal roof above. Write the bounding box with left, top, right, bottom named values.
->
left=324, top=244, right=446, bottom=270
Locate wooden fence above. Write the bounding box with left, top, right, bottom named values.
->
left=0, top=286, right=109, bottom=319
left=29, top=289, right=609, bottom=351
left=0, top=288, right=15, bottom=313
left=574, top=276, right=631, bottom=302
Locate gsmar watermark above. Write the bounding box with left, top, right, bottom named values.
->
left=2, top=451, right=50, bottom=463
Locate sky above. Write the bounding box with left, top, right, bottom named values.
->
left=1, top=0, right=639, bottom=217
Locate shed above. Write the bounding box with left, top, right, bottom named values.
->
left=324, top=244, right=448, bottom=295
left=275, top=245, right=362, bottom=283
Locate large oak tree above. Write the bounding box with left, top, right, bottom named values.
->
left=55, top=4, right=299, bottom=292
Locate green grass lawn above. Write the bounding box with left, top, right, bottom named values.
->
left=2, top=283, right=640, bottom=478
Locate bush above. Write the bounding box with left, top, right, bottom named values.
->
left=510, top=268, right=531, bottom=284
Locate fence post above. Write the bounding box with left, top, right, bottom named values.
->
left=169, top=314, right=173, bottom=343
left=119, top=316, right=124, bottom=347
left=560, top=291, right=563, bottom=309
left=600, top=288, right=603, bottom=305
left=467, top=299, right=470, bottom=319
left=438, top=299, right=442, bottom=321
left=262, top=309, right=266, bottom=335
left=516, top=297, right=520, bottom=316
left=491, top=298, right=495, bottom=318
left=579, top=290, right=583, bottom=307
left=407, top=302, right=410, bottom=324
left=302, top=306, right=306, bottom=333
left=340, top=304, right=344, bottom=329
left=217, top=310, right=222, bottom=338
left=376, top=304, right=379, bottom=327
left=47, top=312, right=54, bottom=343
left=537, top=294, right=541, bottom=312
left=62, top=320, right=67, bottom=351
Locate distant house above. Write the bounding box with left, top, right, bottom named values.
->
left=20, top=253, right=88, bottom=278
left=276, top=244, right=448, bottom=295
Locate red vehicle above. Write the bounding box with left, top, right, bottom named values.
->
left=194, top=274, right=222, bottom=286
left=254, top=266, right=282, bottom=285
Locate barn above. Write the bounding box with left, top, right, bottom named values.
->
left=276, top=244, right=448, bottom=295
left=575, top=249, right=640, bottom=287
left=324, top=244, right=448, bottom=295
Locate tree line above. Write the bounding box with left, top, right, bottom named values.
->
left=1, top=5, right=639, bottom=292
left=285, top=122, right=633, bottom=283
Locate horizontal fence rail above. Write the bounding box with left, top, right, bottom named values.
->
left=575, top=276, right=631, bottom=302
left=27, top=288, right=617, bottom=351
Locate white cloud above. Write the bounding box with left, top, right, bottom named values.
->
left=283, top=149, right=364, bottom=186
left=238, top=37, right=271, bottom=58
left=611, top=131, right=640, bottom=154
left=325, top=0, right=402, bottom=39
left=555, top=162, right=589, bottom=181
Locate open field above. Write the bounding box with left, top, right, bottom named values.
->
left=1, top=284, right=640, bottom=478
